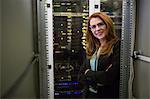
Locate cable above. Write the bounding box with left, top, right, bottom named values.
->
left=1, top=54, right=39, bottom=98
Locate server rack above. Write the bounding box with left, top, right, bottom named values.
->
left=37, top=0, right=124, bottom=98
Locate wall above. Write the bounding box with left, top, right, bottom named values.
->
left=133, top=0, right=150, bottom=98
left=1, top=0, right=39, bottom=98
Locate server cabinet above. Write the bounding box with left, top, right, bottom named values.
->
left=38, top=0, right=122, bottom=98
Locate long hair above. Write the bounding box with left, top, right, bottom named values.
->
left=86, top=12, right=119, bottom=58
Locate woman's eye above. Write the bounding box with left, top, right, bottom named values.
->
left=98, top=22, right=104, bottom=26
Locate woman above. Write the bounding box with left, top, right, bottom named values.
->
left=78, top=12, right=120, bottom=98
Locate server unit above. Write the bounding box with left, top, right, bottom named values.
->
left=53, top=1, right=88, bottom=98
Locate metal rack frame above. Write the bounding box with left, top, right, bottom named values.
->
left=37, top=0, right=49, bottom=98
left=120, top=0, right=136, bottom=98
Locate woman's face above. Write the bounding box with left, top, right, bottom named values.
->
left=89, top=17, right=107, bottom=41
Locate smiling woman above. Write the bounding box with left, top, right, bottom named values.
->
left=78, top=12, right=120, bottom=98
left=86, top=12, right=119, bottom=57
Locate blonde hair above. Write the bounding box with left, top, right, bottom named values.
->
left=86, top=12, right=119, bottom=58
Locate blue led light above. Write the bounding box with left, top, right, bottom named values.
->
left=57, top=81, right=79, bottom=86
left=66, top=91, right=71, bottom=95
left=74, top=91, right=81, bottom=95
